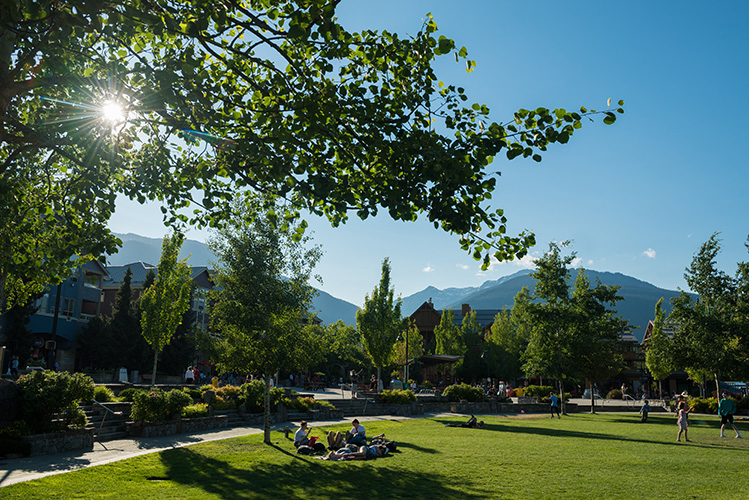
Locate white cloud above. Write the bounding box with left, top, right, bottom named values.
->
left=423, top=266, right=435, bottom=273
left=456, top=264, right=469, bottom=270
left=513, top=254, right=538, bottom=269
left=643, top=248, right=656, bottom=259
left=587, top=259, right=594, bottom=266
left=571, top=257, right=583, bottom=268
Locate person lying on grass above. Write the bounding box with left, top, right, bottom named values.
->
left=323, top=444, right=390, bottom=460
left=446, top=415, right=486, bottom=429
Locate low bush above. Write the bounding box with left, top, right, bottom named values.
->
left=131, top=389, right=193, bottom=422
left=282, top=396, right=315, bottom=412
left=422, top=380, right=433, bottom=390
left=117, top=388, right=146, bottom=402
left=442, top=383, right=485, bottom=402
left=182, top=403, right=210, bottom=419
left=512, top=387, right=523, bottom=396
left=18, top=370, right=95, bottom=434
left=93, top=386, right=116, bottom=402
left=216, top=385, right=242, bottom=402
left=606, top=389, right=623, bottom=400
left=0, top=422, right=32, bottom=457
left=182, top=387, right=203, bottom=400
left=738, top=397, right=749, bottom=410
left=379, top=389, right=416, bottom=404
left=523, top=385, right=555, bottom=398
left=688, top=397, right=717, bottom=414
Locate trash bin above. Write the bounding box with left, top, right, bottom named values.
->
left=130, top=370, right=139, bottom=384
left=118, top=367, right=128, bottom=382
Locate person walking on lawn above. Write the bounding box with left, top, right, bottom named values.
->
left=549, top=392, right=561, bottom=418
left=719, top=392, right=741, bottom=439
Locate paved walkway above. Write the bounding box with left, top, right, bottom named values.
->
left=0, top=412, right=454, bottom=488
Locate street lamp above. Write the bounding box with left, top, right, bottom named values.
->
left=397, top=332, right=409, bottom=384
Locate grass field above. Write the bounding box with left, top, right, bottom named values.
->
left=3, top=413, right=748, bottom=499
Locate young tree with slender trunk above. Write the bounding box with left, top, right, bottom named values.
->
left=435, top=308, right=464, bottom=356
left=208, top=197, right=321, bottom=444
left=644, top=298, right=674, bottom=401
left=140, top=233, right=192, bottom=387
left=357, top=258, right=405, bottom=392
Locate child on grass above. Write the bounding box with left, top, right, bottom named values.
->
left=640, top=400, right=651, bottom=423
left=677, top=401, right=690, bottom=442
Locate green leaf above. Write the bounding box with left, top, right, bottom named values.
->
left=603, top=112, right=616, bottom=125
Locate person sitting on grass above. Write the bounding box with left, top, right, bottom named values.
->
left=327, top=419, right=367, bottom=449
left=294, top=421, right=313, bottom=448
left=347, top=418, right=366, bottom=444
left=446, top=415, right=486, bottom=429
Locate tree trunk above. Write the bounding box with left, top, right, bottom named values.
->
left=151, top=349, right=159, bottom=387
left=263, top=373, right=271, bottom=444
left=589, top=380, right=595, bottom=414
left=714, top=373, right=720, bottom=401
left=559, top=379, right=566, bottom=416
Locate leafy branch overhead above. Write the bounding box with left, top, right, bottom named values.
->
left=1, top=1, right=624, bottom=306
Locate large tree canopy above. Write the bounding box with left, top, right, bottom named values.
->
left=668, top=234, right=749, bottom=392
left=1, top=0, right=622, bottom=309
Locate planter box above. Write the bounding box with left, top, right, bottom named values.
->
left=127, top=420, right=178, bottom=438
left=179, top=415, right=229, bottom=434
left=23, top=428, right=94, bottom=456
left=127, top=415, right=231, bottom=437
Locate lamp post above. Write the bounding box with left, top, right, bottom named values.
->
left=398, top=332, right=409, bottom=384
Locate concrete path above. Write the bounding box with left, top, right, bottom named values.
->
left=0, top=412, right=455, bottom=488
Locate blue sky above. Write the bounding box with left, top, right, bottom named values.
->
left=108, top=1, right=749, bottom=307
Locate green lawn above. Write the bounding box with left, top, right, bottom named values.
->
left=3, top=413, right=748, bottom=499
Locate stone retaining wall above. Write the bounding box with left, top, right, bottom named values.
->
left=126, top=415, right=229, bottom=438
left=23, top=429, right=94, bottom=456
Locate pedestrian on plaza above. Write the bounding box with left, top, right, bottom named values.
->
left=185, top=366, right=195, bottom=384
left=718, top=392, right=742, bottom=439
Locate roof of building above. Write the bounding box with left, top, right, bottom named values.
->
left=103, top=262, right=212, bottom=289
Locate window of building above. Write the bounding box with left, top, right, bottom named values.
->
left=62, top=297, right=75, bottom=317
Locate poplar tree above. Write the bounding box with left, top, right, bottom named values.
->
left=140, top=233, right=192, bottom=386
left=357, top=258, right=405, bottom=392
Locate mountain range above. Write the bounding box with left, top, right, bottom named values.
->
left=109, top=233, right=686, bottom=341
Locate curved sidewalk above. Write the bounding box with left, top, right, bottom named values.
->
left=0, top=412, right=454, bottom=488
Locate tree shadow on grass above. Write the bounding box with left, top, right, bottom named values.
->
left=429, top=416, right=748, bottom=451
left=395, top=442, right=440, bottom=454
left=158, top=445, right=485, bottom=499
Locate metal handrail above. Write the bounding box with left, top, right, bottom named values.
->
left=92, top=400, right=123, bottom=439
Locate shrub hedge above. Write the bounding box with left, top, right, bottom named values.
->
left=379, top=389, right=416, bottom=404
left=131, top=389, right=192, bottom=422
left=18, top=370, right=95, bottom=434
left=442, top=383, right=485, bottom=402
